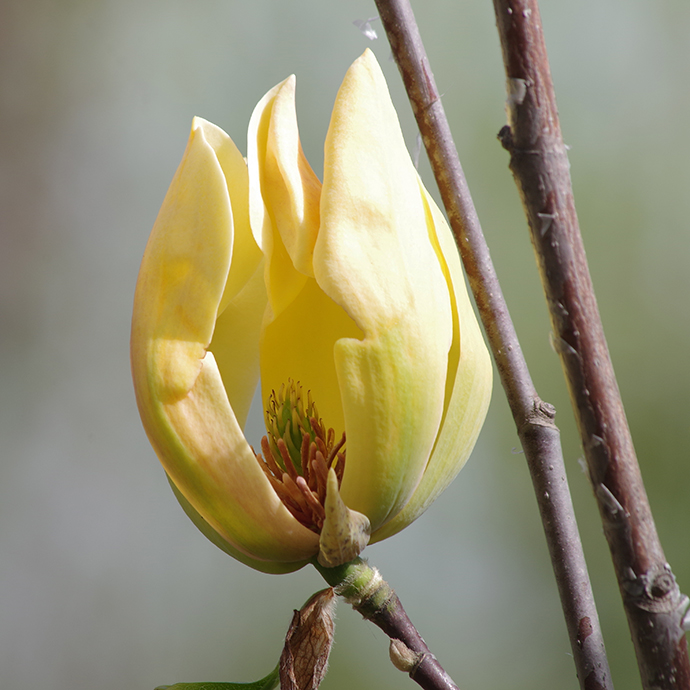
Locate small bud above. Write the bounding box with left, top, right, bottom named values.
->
left=389, top=638, right=422, bottom=673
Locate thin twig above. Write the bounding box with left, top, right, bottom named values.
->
left=316, top=558, right=459, bottom=690
left=490, top=1, right=690, bottom=688
left=373, top=1, right=613, bottom=688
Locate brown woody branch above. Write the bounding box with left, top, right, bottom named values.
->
left=373, top=0, right=613, bottom=688
left=491, top=1, right=690, bottom=688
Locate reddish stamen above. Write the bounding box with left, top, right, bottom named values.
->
left=295, top=476, right=326, bottom=528
left=300, top=433, right=312, bottom=488
left=260, top=437, right=283, bottom=479
left=277, top=438, right=299, bottom=480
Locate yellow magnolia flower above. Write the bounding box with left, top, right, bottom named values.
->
left=130, top=49, right=492, bottom=574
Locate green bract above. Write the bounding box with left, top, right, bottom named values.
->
left=131, top=49, right=492, bottom=573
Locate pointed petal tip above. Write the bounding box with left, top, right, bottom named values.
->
left=352, top=47, right=380, bottom=73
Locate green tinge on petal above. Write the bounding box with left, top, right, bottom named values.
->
left=158, top=351, right=320, bottom=563
left=168, top=477, right=308, bottom=575
left=132, top=118, right=319, bottom=566
left=371, top=187, right=493, bottom=542
left=314, top=48, right=452, bottom=530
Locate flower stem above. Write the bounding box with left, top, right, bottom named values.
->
left=314, top=558, right=460, bottom=690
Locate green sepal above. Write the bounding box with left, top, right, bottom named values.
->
left=155, top=664, right=279, bottom=690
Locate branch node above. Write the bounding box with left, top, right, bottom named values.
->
left=507, top=77, right=528, bottom=106
left=497, top=124, right=513, bottom=151
left=389, top=638, right=423, bottom=673
left=536, top=399, right=556, bottom=420
left=537, top=212, right=556, bottom=236
left=595, top=483, right=626, bottom=517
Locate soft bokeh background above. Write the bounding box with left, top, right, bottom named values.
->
left=1, top=0, right=688, bottom=688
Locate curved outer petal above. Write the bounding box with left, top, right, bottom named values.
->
left=167, top=476, right=304, bottom=574
left=370, top=185, right=493, bottom=542
left=131, top=118, right=318, bottom=572
left=314, top=49, right=453, bottom=531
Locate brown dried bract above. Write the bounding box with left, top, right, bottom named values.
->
left=279, top=588, right=336, bottom=690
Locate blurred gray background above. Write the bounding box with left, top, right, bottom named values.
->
left=1, top=0, right=688, bottom=688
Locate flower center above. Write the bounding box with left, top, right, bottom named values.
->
left=255, top=380, right=346, bottom=534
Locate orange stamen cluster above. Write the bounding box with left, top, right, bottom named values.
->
left=255, top=382, right=346, bottom=533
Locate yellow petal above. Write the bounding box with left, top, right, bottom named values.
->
left=314, top=49, right=452, bottom=530
left=248, top=78, right=305, bottom=318
left=371, top=185, right=493, bottom=542
left=190, top=118, right=262, bottom=317
left=250, top=75, right=362, bottom=427
left=132, top=119, right=234, bottom=405
left=195, top=117, right=264, bottom=427
left=263, top=76, right=321, bottom=277
left=259, top=276, right=363, bottom=440
left=209, top=260, right=266, bottom=429
left=248, top=77, right=321, bottom=320
left=132, top=118, right=318, bottom=566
